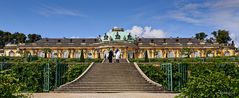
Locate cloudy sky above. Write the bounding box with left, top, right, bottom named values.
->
left=0, top=0, right=239, bottom=46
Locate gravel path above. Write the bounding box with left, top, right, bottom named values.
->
left=30, top=93, right=178, bottom=98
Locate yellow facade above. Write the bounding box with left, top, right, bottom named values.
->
left=2, top=28, right=236, bottom=58
left=3, top=43, right=236, bottom=59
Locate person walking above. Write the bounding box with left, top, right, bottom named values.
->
left=108, top=49, right=113, bottom=63
left=104, top=50, right=109, bottom=60
left=115, top=49, right=120, bottom=63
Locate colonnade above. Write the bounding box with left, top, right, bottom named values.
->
left=5, top=47, right=235, bottom=58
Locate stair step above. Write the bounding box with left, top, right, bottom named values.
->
left=55, top=60, right=164, bottom=92
left=56, top=88, right=162, bottom=91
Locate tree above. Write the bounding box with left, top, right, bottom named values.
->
left=144, top=50, right=149, bottom=62
left=212, top=30, right=231, bottom=44
left=80, top=50, right=85, bottom=62
left=195, top=32, right=208, bottom=40
left=11, top=32, right=27, bottom=43
left=0, top=30, right=42, bottom=49
left=0, top=30, right=12, bottom=48
left=42, top=48, right=52, bottom=58
left=181, top=48, right=193, bottom=58
left=27, top=34, right=42, bottom=43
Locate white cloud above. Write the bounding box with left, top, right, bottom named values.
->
left=126, top=26, right=166, bottom=38
left=169, top=0, right=239, bottom=47
left=39, top=5, right=86, bottom=17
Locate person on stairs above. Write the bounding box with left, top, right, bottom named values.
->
left=108, top=49, right=113, bottom=63
left=115, top=48, right=120, bottom=63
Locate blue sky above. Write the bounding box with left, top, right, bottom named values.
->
left=0, top=0, right=239, bottom=45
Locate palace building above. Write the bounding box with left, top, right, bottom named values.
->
left=3, top=28, right=236, bottom=58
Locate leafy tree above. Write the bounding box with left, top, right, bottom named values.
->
left=0, top=30, right=12, bottom=48
left=212, top=30, right=231, bottom=44
left=0, top=29, right=42, bottom=49
left=27, top=34, right=42, bottom=43
left=80, top=50, right=85, bottom=62
left=195, top=32, right=208, bottom=40
left=181, top=48, right=193, bottom=58
left=42, top=48, right=52, bottom=58
left=11, top=32, right=27, bottom=43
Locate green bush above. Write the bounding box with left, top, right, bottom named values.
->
left=130, top=56, right=239, bottom=63
left=178, top=71, right=239, bottom=98
left=63, top=64, right=89, bottom=82
left=11, top=62, right=44, bottom=92
left=139, top=64, right=166, bottom=87
left=0, top=70, right=25, bottom=98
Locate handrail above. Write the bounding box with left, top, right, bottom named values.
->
left=56, top=62, right=94, bottom=89
left=126, top=59, right=130, bottom=63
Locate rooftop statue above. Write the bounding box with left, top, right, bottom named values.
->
left=115, top=32, right=121, bottom=39
left=104, top=33, right=108, bottom=40
left=127, top=33, right=133, bottom=40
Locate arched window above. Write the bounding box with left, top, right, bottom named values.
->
left=88, top=53, right=93, bottom=58
left=9, top=51, right=15, bottom=57
left=128, top=51, right=133, bottom=58
left=168, top=51, right=175, bottom=58
left=38, top=51, right=44, bottom=57
left=208, top=52, right=214, bottom=57
left=51, top=52, right=56, bottom=58
left=75, top=51, right=80, bottom=58
left=156, top=51, right=162, bottom=58
left=224, top=51, right=230, bottom=56
left=63, top=51, right=69, bottom=58
left=194, top=51, right=200, bottom=57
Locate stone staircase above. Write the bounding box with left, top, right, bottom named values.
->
left=54, top=59, right=164, bottom=93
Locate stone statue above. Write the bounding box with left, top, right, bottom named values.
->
left=110, top=36, right=113, bottom=41
left=127, top=33, right=132, bottom=40
left=104, top=33, right=108, bottom=40
left=115, top=32, right=120, bottom=39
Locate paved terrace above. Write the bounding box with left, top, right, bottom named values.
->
left=30, top=93, right=178, bottom=98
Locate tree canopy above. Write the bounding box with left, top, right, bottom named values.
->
left=27, top=34, right=42, bottom=43
left=212, top=30, right=231, bottom=44
left=0, top=29, right=42, bottom=48
left=195, top=32, right=208, bottom=40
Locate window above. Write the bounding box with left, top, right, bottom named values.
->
left=58, top=40, right=61, bottom=42
left=82, top=40, right=85, bottom=43
left=151, top=39, right=154, bottom=43
left=70, top=39, right=73, bottom=43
